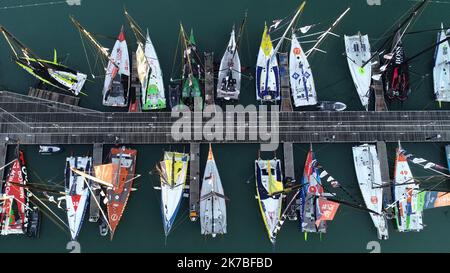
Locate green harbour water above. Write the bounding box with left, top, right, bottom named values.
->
left=0, top=0, right=450, bottom=253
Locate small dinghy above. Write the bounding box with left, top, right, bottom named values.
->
left=352, top=144, right=388, bottom=240
left=39, top=145, right=62, bottom=155
left=217, top=27, right=241, bottom=101
left=317, top=101, right=347, bottom=111
left=200, top=145, right=227, bottom=237
left=433, top=24, right=450, bottom=106
left=255, top=157, right=283, bottom=245
left=103, top=27, right=130, bottom=107
left=290, top=33, right=317, bottom=107
left=344, top=33, right=372, bottom=110
left=65, top=156, right=92, bottom=240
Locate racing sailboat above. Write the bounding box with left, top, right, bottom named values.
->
left=352, top=144, right=389, bottom=240
left=157, top=151, right=189, bottom=237
left=256, top=1, right=306, bottom=103
left=200, top=145, right=227, bottom=237
left=64, top=156, right=92, bottom=240
left=299, top=145, right=327, bottom=235
left=104, top=147, right=137, bottom=239
left=125, top=10, right=166, bottom=110
left=366, top=0, right=429, bottom=102
left=392, top=143, right=423, bottom=232
left=290, top=32, right=317, bottom=107
left=433, top=24, right=450, bottom=106
left=70, top=17, right=130, bottom=107
left=217, top=26, right=241, bottom=101
left=0, top=26, right=87, bottom=96
left=255, top=157, right=283, bottom=245
left=179, top=25, right=203, bottom=111
left=344, top=33, right=372, bottom=110
left=256, top=23, right=279, bottom=102
left=0, top=150, right=31, bottom=235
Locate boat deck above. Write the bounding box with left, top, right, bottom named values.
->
left=189, top=143, right=200, bottom=221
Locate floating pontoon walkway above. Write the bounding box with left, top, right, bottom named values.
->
left=89, top=143, right=103, bottom=222
left=204, top=52, right=214, bottom=107
left=372, top=55, right=388, bottom=112
left=0, top=90, right=450, bottom=145
left=279, top=53, right=293, bottom=112
left=189, top=143, right=200, bottom=221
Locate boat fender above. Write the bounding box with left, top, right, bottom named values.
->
left=183, top=193, right=189, bottom=198
left=153, top=186, right=161, bottom=190
left=131, top=188, right=137, bottom=191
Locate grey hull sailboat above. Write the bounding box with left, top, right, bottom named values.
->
left=217, top=26, right=241, bottom=101
left=200, top=144, right=227, bottom=237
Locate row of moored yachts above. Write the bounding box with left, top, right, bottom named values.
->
left=0, top=0, right=447, bottom=112
left=1, top=142, right=450, bottom=244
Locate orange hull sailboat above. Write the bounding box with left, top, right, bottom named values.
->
left=106, top=147, right=137, bottom=239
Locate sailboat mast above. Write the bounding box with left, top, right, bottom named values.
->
left=305, top=7, right=351, bottom=57
left=180, top=24, right=194, bottom=78
left=272, top=1, right=306, bottom=56
left=0, top=26, right=45, bottom=68
left=70, top=16, right=110, bottom=59
left=362, top=0, right=429, bottom=68
left=232, top=11, right=248, bottom=61
left=124, top=9, right=145, bottom=44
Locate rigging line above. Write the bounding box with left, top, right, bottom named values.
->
left=28, top=190, right=69, bottom=229
left=82, top=176, right=113, bottom=232
left=28, top=196, right=68, bottom=234
left=365, top=0, right=430, bottom=67
left=78, top=27, right=94, bottom=79
left=386, top=154, right=450, bottom=209
left=0, top=1, right=67, bottom=10
left=170, top=29, right=181, bottom=80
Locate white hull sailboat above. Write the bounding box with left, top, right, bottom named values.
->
left=256, top=24, right=280, bottom=102
left=290, top=33, right=317, bottom=107
left=217, top=27, right=241, bottom=101
left=159, top=152, right=189, bottom=237
left=200, top=145, right=227, bottom=237
left=255, top=158, right=283, bottom=244
left=65, top=156, right=91, bottom=240
left=103, top=27, right=130, bottom=107
left=139, top=30, right=166, bottom=110
left=433, top=24, right=450, bottom=105
left=344, top=33, right=372, bottom=110
left=393, top=143, right=423, bottom=232
left=352, top=144, right=388, bottom=240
